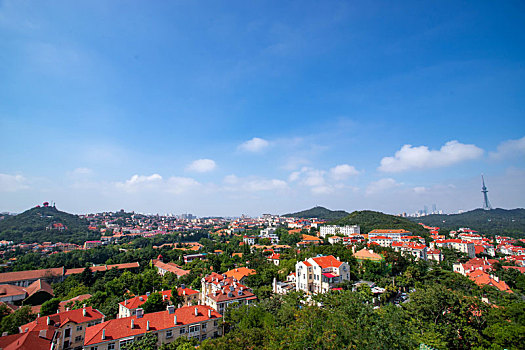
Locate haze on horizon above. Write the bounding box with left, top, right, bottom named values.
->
left=1, top=1, right=524, bottom=217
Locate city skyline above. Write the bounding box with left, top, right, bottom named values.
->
left=1, top=1, right=525, bottom=216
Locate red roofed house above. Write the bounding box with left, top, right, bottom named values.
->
left=453, top=257, right=497, bottom=276
left=85, top=305, right=222, bottom=349
left=19, top=306, right=104, bottom=350
left=431, top=239, right=476, bottom=258
left=200, top=273, right=257, bottom=314
left=223, top=267, right=256, bottom=284
left=267, top=253, right=281, bottom=266
left=391, top=241, right=428, bottom=261
left=368, top=236, right=394, bottom=247
left=151, top=259, right=190, bottom=279
left=427, top=249, right=442, bottom=262
left=118, top=287, right=200, bottom=319
left=295, top=255, right=350, bottom=294
left=368, top=229, right=411, bottom=240
left=467, top=270, right=513, bottom=293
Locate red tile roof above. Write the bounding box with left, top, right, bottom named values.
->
left=65, top=262, right=139, bottom=275
left=152, top=260, right=190, bottom=277
left=20, top=306, right=104, bottom=333
left=84, top=305, right=221, bottom=346
left=0, top=268, right=64, bottom=284
left=467, top=271, right=513, bottom=293
left=311, top=255, right=343, bottom=268
left=224, top=267, right=256, bottom=281
left=0, top=328, right=53, bottom=350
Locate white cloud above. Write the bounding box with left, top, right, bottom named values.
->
left=186, top=159, right=216, bottom=173
left=330, top=164, right=360, bottom=180
left=413, top=186, right=427, bottom=194
left=366, top=178, right=401, bottom=195
left=238, top=137, right=270, bottom=152
left=489, top=136, right=525, bottom=159
left=289, top=167, right=326, bottom=187
left=0, top=174, right=29, bottom=192
left=116, top=174, right=163, bottom=192
left=379, top=140, right=484, bottom=172
left=311, top=186, right=334, bottom=195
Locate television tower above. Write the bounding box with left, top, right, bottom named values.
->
left=481, top=174, right=492, bottom=210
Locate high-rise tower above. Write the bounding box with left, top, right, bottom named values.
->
left=481, top=174, right=492, bottom=210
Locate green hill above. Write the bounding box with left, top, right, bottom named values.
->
left=283, top=206, right=350, bottom=220
left=331, top=210, right=430, bottom=237
left=410, top=208, right=525, bottom=237
left=0, top=205, right=99, bottom=244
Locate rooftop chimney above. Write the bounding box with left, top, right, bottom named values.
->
left=208, top=309, right=211, bottom=318
left=174, top=315, right=177, bottom=324
left=146, top=321, right=150, bottom=331
left=46, top=317, right=51, bottom=325
left=102, top=329, right=106, bottom=340
left=131, top=319, right=134, bottom=329
left=194, top=307, right=198, bottom=316
left=83, top=308, right=87, bottom=317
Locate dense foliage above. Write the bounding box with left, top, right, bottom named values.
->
left=411, top=208, right=525, bottom=237
left=0, top=205, right=99, bottom=244
left=282, top=206, right=350, bottom=220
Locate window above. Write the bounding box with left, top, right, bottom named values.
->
left=166, top=330, right=173, bottom=338
left=90, top=347, right=98, bottom=350
left=75, top=335, right=83, bottom=342
left=64, top=328, right=71, bottom=338
left=214, top=320, right=218, bottom=327
left=202, top=323, right=207, bottom=330
left=213, top=331, right=218, bottom=338
left=76, top=325, right=83, bottom=331
left=189, top=325, right=200, bottom=333
left=108, top=344, right=115, bottom=350
left=180, top=327, right=186, bottom=334
left=120, top=339, right=133, bottom=348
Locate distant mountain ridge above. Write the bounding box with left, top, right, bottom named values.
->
left=331, top=210, right=430, bottom=238
left=410, top=208, right=525, bottom=237
left=282, top=206, right=350, bottom=220
left=0, top=205, right=99, bottom=244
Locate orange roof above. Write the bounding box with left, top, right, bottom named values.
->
left=301, top=234, right=322, bottom=242
left=224, top=267, right=256, bottom=281
left=353, top=248, right=383, bottom=261
left=152, top=260, right=190, bottom=277
left=84, top=305, right=221, bottom=346
left=65, top=262, right=139, bottom=276
left=59, top=294, right=92, bottom=313
left=24, top=279, right=54, bottom=298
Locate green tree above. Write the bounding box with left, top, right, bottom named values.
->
left=122, top=332, right=158, bottom=350
left=142, top=292, right=167, bottom=313
left=0, top=306, right=35, bottom=335
left=40, top=298, right=61, bottom=316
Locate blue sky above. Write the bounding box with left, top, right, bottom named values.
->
left=1, top=0, right=524, bottom=216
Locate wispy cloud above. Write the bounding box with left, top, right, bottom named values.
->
left=186, top=159, right=216, bottom=173
left=379, top=141, right=483, bottom=172
left=489, top=136, right=525, bottom=160
left=0, top=174, right=29, bottom=192
left=238, top=137, right=270, bottom=152
left=222, top=174, right=287, bottom=192
left=366, top=178, right=401, bottom=195
left=330, top=164, right=360, bottom=180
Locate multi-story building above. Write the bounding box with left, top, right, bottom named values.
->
left=84, top=305, right=222, bottom=349
left=431, top=239, right=475, bottom=258
left=368, top=229, right=411, bottom=240
left=201, top=273, right=257, bottom=314
left=427, top=249, right=442, bottom=262
left=118, top=287, right=200, bottom=319
left=368, top=236, right=394, bottom=247
left=295, top=255, right=350, bottom=294
left=243, top=236, right=257, bottom=245
left=319, top=225, right=360, bottom=238
left=391, top=241, right=427, bottom=260
left=20, top=306, right=104, bottom=350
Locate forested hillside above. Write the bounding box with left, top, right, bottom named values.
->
left=0, top=205, right=99, bottom=244
left=412, top=208, right=525, bottom=236
left=283, top=206, right=349, bottom=220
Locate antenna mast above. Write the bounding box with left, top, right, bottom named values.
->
left=481, top=174, right=492, bottom=210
